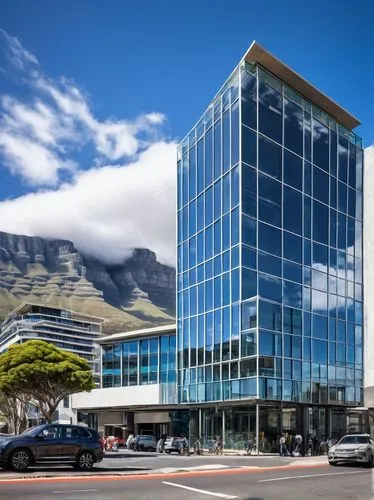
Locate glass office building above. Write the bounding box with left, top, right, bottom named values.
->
left=177, top=42, right=363, bottom=448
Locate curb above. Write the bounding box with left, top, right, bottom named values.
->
left=0, top=462, right=329, bottom=485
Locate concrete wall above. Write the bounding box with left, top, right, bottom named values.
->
left=71, top=384, right=163, bottom=410
left=364, top=148, right=374, bottom=407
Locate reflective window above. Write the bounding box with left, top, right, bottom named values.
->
left=242, top=299, right=257, bottom=330
left=205, top=127, right=213, bottom=187
left=338, top=136, right=348, bottom=183
left=259, top=273, right=282, bottom=303
left=242, top=245, right=256, bottom=269
left=231, top=207, right=239, bottom=246
left=259, top=173, right=281, bottom=226
left=223, top=111, right=230, bottom=173
left=259, top=135, right=282, bottom=179
left=330, top=130, right=337, bottom=177
left=242, top=164, right=257, bottom=218
left=205, top=187, right=213, bottom=226
left=313, top=200, right=329, bottom=244
left=214, top=180, right=221, bottom=221
left=313, top=167, right=329, bottom=204
left=241, top=332, right=256, bottom=358
left=259, top=331, right=282, bottom=356
left=242, top=126, right=257, bottom=167
left=284, top=232, right=302, bottom=263
left=189, top=145, right=196, bottom=199
left=197, top=140, right=204, bottom=195
left=242, top=268, right=257, bottom=300
left=259, top=82, right=282, bottom=143
left=258, top=251, right=281, bottom=277
left=214, top=121, right=221, bottom=180
left=231, top=165, right=239, bottom=208
left=283, top=281, right=302, bottom=308
left=258, top=222, right=281, bottom=256
left=241, top=70, right=257, bottom=130
left=231, top=101, right=240, bottom=166
left=259, top=300, right=282, bottom=331
left=283, top=261, right=302, bottom=283
left=242, top=214, right=257, bottom=247
left=283, top=186, right=302, bottom=235
left=284, top=150, right=302, bottom=190
left=284, top=98, right=303, bottom=156
left=313, top=119, right=329, bottom=170
left=284, top=307, right=302, bottom=335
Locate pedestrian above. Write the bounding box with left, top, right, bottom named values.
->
left=293, top=433, right=302, bottom=456
left=279, top=434, right=289, bottom=457
left=194, top=438, right=202, bottom=455
left=216, top=438, right=223, bottom=455
left=127, top=432, right=134, bottom=451
left=181, top=435, right=189, bottom=455
left=246, top=437, right=253, bottom=456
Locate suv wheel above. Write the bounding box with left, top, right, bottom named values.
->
left=77, top=451, right=94, bottom=470
left=9, top=449, right=32, bottom=472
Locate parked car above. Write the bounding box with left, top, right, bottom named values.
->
left=328, top=434, right=374, bottom=467
left=133, top=435, right=157, bottom=452
left=164, top=436, right=183, bottom=454
left=0, top=424, right=104, bottom=472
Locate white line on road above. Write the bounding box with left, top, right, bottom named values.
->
left=52, top=489, right=98, bottom=494
left=258, top=470, right=368, bottom=482
left=162, top=481, right=238, bottom=499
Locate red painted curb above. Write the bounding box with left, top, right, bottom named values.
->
left=0, top=463, right=329, bottom=485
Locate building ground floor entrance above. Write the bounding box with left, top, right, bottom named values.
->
left=187, top=403, right=364, bottom=453
left=77, top=402, right=365, bottom=453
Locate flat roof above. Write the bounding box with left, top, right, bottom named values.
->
left=99, top=323, right=176, bottom=343
left=245, top=41, right=360, bottom=130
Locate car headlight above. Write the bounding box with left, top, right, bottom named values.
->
left=355, top=445, right=367, bottom=452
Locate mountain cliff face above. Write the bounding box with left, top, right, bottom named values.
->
left=0, top=231, right=175, bottom=334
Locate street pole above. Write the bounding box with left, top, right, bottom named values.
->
left=256, top=403, right=259, bottom=456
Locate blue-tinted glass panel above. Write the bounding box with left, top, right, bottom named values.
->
left=214, top=121, right=221, bottom=180
left=189, top=145, right=196, bottom=199
left=259, top=82, right=282, bottom=143
left=231, top=165, right=239, bottom=208
left=242, top=126, right=257, bottom=167
left=214, top=180, right=221, bottom=221
left=242, top=268, right=257, bottom=300
left=223, top=173, right=230, bottom=214
left=258, top=251, right=281, bottom=277
left=222, top=213, right=230, bottom=252
left=284, top=232, right=302, bottom=263
left=313, top=119, right=329, bottom=171
left=242, top=164, right=257, bottom=218
left=231, top=101, right=239, bottom=167
left=258, top=222, right=281, bottom=256
left=284, top=150, right=302, bottom=190
left=283, top=281, right=302, bottom=308
left=197, top=139, right=204, bottom=195
left=259, top=300, right=282, bottom=331
left=259, top=135, right=282, bottom=179
left=330, top=130, right=337, bottom=177
left=313, top=200, right=329, bottom=244
left=259, top=173, right=281, bottom=227
left=284, top=98, right=303, bottom=156
left=313, top=167, right=329, bottom=204
left=231, top=207, right=240, bottom=246
left=242, top=214, right=257, bottom=247
left=259, top=331, right=282, bottom=356
left=205, top=187, right=213, bottom=226
left=241, top=71, right=257, bottom=130
left=283, top=186, right=302, bottom=235
left=242, top=245, right=256, bottom=269
left=283, top=261, right=302, bottom=283
left=223, top=111, right=230, bottom=173
left=259, top=273, right=282, bottom=302
left=205, top=127, right=213, bottom=187
left=338, top=136, right=348, bottom=183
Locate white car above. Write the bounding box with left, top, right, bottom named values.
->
left=328, top=434, right=374, bottom=467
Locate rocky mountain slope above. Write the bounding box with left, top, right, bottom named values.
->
left=0, top=231, right=175, bottom=334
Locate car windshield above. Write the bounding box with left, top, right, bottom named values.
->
left=21, top=425, right=46, bottom=437
left=339, top=436, right=370, bottom=444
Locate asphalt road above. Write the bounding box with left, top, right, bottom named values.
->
left=0, top=464, right=373, bottom=499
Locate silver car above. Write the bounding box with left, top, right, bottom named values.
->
left=328, top=434, right=374, bottom=467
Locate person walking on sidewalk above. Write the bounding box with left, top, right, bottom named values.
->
left=279, top=434, right=290, bottom=457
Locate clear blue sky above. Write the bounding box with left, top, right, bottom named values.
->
left=0, top=0, right=372, bottom=263
left=2, top=0, right=373, bottom=144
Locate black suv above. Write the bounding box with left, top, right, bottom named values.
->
left=0, top=424, right=104, bottom=472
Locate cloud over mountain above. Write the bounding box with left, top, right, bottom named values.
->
left=0, top=30, right=177, bottom=266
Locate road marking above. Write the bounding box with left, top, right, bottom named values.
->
left=258, top=470, right=368, bottom=482
left=162, top=481, right=238, bottom=498
left=52, top=489, right=98, bottom=494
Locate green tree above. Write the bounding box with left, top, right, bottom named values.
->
left=0, top=340, right=95, bottom=423
left=0, top=392, right=28, bottom=435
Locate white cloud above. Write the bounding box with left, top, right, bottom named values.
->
left=0, top=31, right=168, bottom=185
left=0, top=141, right=177, bottom=266
left=0, top=30, right=177, bottom=266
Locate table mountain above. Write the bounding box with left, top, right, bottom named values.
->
left=0, top=231, right=175, bottom=334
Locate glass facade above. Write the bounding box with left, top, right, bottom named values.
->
left=102, top=333, right=176, bottom=389
left=177, top=59, right=363, bottom=411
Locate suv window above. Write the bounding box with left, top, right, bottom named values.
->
left=38, top=426, right=62, bottom=439
left=78, top=428, right=92, bottom=438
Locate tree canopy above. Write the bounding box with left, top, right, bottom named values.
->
left=0, top=340, right=95, bottom=423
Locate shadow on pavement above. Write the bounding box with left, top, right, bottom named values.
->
left=0, top=465, right=152, bottom=474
